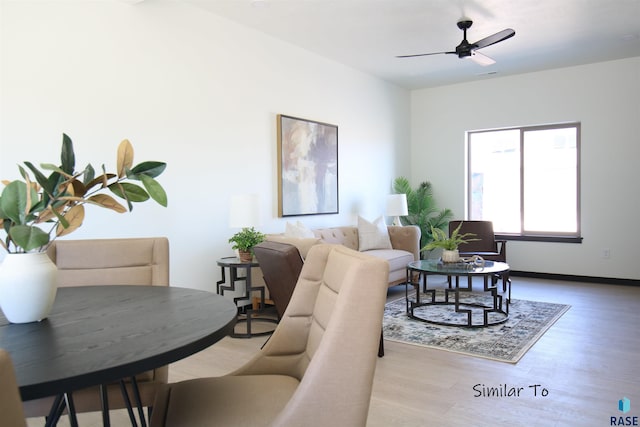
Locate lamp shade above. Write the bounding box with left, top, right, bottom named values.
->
left=229, top=194, right=261, bottom=228
left=386, top=194, right=408, bottom=217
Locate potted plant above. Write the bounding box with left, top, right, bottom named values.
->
left=392, top=177, right=453, bottom=256
left=0, top=133, right=167, bottom=323
left=421, top=222, right=478, bottom=263
left=228, top=227, right=265, bottom=262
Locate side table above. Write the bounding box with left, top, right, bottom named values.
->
left=216, top=257, right=277, bottom=338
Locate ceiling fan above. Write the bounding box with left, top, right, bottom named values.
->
left=397, top=20, right=515, bottom=66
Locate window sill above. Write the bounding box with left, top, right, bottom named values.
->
left=496, top=234, right=583, bottom=243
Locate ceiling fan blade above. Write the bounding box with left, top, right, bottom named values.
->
left=468, top=51, right=495, bottom=66
left=472, top=28, right=515, bottom=50
left=396, top=51, right=455, bottom=58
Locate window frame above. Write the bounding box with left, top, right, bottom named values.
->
left=466, top=122, right=582, bottom=243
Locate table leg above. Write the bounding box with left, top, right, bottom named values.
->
left=245, top=265, right=253, bottom=336
left=44, top=393, right=79, bottom=427
left=216, top=265, right=227, bottom=295
left=505, top=273, right=511, bottom=314
left=130, top=376, right=147, bottom=427
left=100, top=384, right=111, bottom=427
left=454, top=276, right=472, bottom=326
left=119, top=380, right=138, bottom=427
left=44, top=394, right=64, bottom=427
left=405, top=268, right=410, bottom=312
left=64, top=392, right=79, bottom=427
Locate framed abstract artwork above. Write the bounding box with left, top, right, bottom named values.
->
left=277, top=114, right=338, bottom=217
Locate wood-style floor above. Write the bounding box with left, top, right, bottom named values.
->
left=27, top=277, right=640, bottom=427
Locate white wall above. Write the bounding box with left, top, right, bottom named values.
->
left=411, top=57, right=640, bottom=281
left=0, top=1, right=410, bottom=291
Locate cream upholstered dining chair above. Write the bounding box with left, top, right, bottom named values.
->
left=23, top=237, right=169, bottom=425
left=150, top=244, right=389, bottom=427
left=0, top=349, right=27, bottom=427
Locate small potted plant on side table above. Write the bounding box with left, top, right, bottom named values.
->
left=228, top=227, right=265, bottom=263
left=421, top=222, right=478, bottom=263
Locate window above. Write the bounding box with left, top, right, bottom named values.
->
left=467, top=123, right=581, bottom=242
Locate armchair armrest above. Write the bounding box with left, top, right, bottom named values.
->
left=496, top=240, right=507, bottom=260
left=387, top=225, right=421, bottom=261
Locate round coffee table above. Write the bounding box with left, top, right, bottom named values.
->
left=405, top=259, right=511, bottom=327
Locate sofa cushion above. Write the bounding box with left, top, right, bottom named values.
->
left=285, top=221, right=315, bottom=238
left=363, top=248, right=414, bottom=273
left=357, top=216, right=392, bottom=251
left=313, top=227, right=359, bottom=250
left=265, top=235, right=321, bottom=259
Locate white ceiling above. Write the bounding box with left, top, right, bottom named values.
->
left=186, top=0, right=640, bottom=90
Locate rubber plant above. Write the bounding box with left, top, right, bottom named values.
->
left=0, top=133, right=167, bottom=253
left=392, top=177, right=453, bottom=252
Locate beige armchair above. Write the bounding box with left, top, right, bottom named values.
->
left=23, top=237, right=170, bottom=425
left=150, top=244, right=389, bottom=427
left=0, top=349, right=27, bottom=427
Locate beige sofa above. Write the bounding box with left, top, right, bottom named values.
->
left=267, top=225, right=420, bottom=287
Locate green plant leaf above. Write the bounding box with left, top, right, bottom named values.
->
left=82, top=164, right=95, bottom=186
left=24, top=161, right=55, bottom=195
left=130, top=161, right=166, bottom=178
left=0, top=181, right=35, bottom=225
left=139, top=174, right=167, bottom=207
left=9, top=224, right=50, bottom=252
left=40, top=163, right=73, bottom=179
left=61, top=133, right=76, bottom=175
left=109, top=182, right=150, bottom=203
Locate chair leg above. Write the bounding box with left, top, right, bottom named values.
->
left=378, top=329, right=384, bottom=358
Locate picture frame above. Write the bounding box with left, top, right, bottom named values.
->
left=277, top=114, right=338, bottom=217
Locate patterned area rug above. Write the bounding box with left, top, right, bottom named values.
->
left=383, top=290, right=570, bottom=363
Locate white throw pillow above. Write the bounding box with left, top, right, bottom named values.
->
left=284, top=221, right=315, bottom=238
left=357, top=216, right=392, bottom=251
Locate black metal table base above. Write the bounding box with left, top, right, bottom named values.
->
left=405, top=266, right=511, bottom=328
left=44, top=376, right=147, bottom=427
left=231, top=307, right=279, bottom=338
left=217, top=257, right=278, bottom=338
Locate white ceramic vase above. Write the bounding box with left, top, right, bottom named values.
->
left=441, top=249, right=460, bottom=263
left=0, top=252, right=58, bottom=323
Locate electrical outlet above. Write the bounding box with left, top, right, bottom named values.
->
left=602, top=248, right=611, bottom=259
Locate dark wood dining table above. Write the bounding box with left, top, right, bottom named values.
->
left=0, top=285, right=237, bottom=426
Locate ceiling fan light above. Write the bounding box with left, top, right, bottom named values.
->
left=468, top=51, right=495, bottom=66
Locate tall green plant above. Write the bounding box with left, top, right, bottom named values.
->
left=392, top=177, right=453, bottom=252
